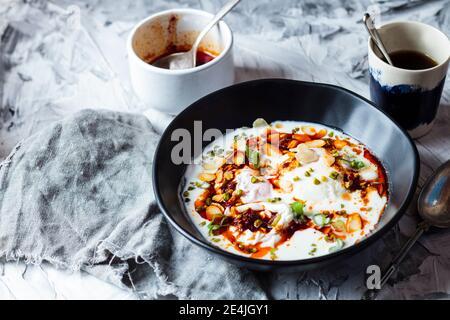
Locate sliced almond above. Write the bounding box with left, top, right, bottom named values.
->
left=202, top=158, right=225, bottom=171
left=215, top=169, right=224, bottom=184
left=206, top=204, right=224, bottom=220
left=346, top=213, right=362, bottom=233
left=323, top=152, right=336, bottom=166
left=224, top=171, right=234, bottom=180
left=295, top=146, right=319, bottom=164
left=279, top=180, right=293, bottom=193
left=199, top=172, right=216, bottom=182
left=292, top=133, right=311, bottom=142
left=234, top=151, right=245, bottom=165
left=333, top=139, right=348, bottom=150
left=304, top=139, right=326, bottom=148
left=313, top=128, right=327, bottom=139
left=264, top=143, right=282, bottom=156
left=301, top=126, right=317, bottom=136
left=287, top=140, right=300, bottom=149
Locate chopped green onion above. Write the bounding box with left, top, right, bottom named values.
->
left=309, top=247, right=317, bottom=256
left=321, top=176, right=328, bottom=182
left=350, top=160, right=365, bottom=170
left=293, top=176, right=300, bottom=182
left=253, top=219, right=262, bottom=228
left=236, top=189, right=244, bottom=196
left=304, top=171, right=311, bottom=177
left=329, top=238, right=345, bottom=253
left=332, top=220, right=346, bottom=232
left=199, top=221, right=206, bottom=227
left=271, top=214, right=281, bottom=226
left=313, top=178, right=321, bottom=185
left=312, top=214, right=331, bottom=227
left=223, top=192, right=231, bottom=201
left=251, top=176, right=260, bottom=184
left=290, top=202, right=305, bottom=220
left=247, top=148, right=260, bottom=169
left=328, top=131, right=334, bottom=137
left=183, top=191, right=190, bottom=197
left=329, top=171, right=339, bottom=180
left=269, top=248, right=278, bottom=260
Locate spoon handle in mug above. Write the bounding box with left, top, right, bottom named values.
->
left=192, top=0, right=241, bottom=56
left=362, top=221, right=429, bottom=300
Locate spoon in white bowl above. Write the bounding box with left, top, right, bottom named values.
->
left=363, top=13, right=394, bottom=66
left=362, top=160, right=450, bottom=300
left=153, top=0, right=241, bottom=70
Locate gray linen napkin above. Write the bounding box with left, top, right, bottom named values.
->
left=0, top=109, right=266, bottom=300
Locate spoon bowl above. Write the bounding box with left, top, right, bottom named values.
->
left=363, top=160, right=450, bottom=299
left=156, top=0, right=240, bottom=70
left=418, top=160, right=450, bottom=228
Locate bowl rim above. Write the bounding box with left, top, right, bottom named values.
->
left=152, top=79, right=420, bottom=267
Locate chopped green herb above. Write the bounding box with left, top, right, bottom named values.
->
left=207, top=223, right=221, bottom=236
left=332, top=220, right=346, bottom=232
left=188, top=186, right=195, bottom=191
left=309, top=247, right=317, bottom=256
left=328, top=131, right=334, bottom=137
left=199, top=221, right=206, bottom=227
left=329, top=238, right=345, bottom=253
left=270, top=248, right=278, bottom=260
left=271, top=214, right=281, bottom=226
left=309, top=168, right=314, bottom=172
left=313, top=178, right=321, bottom=185
left=350, top=160, right=366, bottom=170
left=253, top=219, right=262, bottom=228
left=251, top=176, right=261, bottom=184
left=267, top=197, right=282, bottom=203
left=293, top=176, right=300, bottom=182
left=329, top=171, right=339, bottom=180
left=211, top=238, right=221, bottom=243
left=183, top=191, right=190, bottom=197
left=290, top=202, right=305, bottom=220
left=305, top=171, right=311, bottom=177
left=184, top=198, right=191, bottom=203
left=223, top=192, right=231, bottom=201
left=205, top=198, right=212, bottom=206
left=340, top=203, right=345, bottom=209
left=321, top=176, right=328, bottom=182
left=236, top=189, right=244, bottom=196
left=312, top=214, right=331, bottom=227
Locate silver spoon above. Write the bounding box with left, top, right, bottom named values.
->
left=153, top=0, right=241, bottom=70
left=363, top=13, right=394, bottom=66
left=362, top=160, right=450, bottom=299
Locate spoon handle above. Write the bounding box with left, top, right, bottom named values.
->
left=192, top=0, right=241, bottom=55
left=363, top=13, right=394, bottom=66
left=362, top=222, right=429, bottom=300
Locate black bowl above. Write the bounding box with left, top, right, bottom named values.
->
left=153, top=79, right=419, bottom=271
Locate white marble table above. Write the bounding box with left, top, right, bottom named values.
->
left=0, top=0, right=449, bottom=299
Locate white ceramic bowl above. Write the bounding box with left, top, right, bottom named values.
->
left=127, top=8, right=234, bottom=114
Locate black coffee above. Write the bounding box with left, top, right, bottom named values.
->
left=384, top=50, right=438, bottom=70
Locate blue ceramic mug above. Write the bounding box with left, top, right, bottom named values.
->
left=368, top=21, right=450, bottom=138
